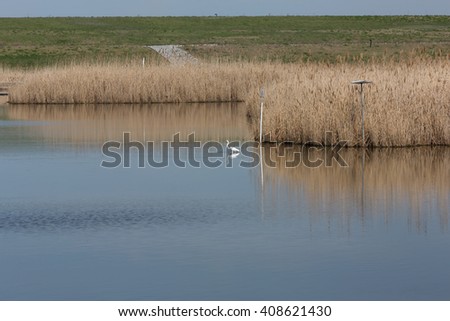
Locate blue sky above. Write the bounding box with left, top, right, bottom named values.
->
left=1, top=0, right=450, bottom=17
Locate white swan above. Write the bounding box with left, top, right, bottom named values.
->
left=226, top=140, right=240, bottom=154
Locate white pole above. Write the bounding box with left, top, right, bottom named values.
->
left=360, top=83, right=365, bottom=147
left=259, top=87, right=265, bottom=219
left=142, top=57, right=145, bottom=68
left=259, top=87, right=265, bottom=144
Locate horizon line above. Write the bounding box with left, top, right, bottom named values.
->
left=1, top=14, right=450, bottom=18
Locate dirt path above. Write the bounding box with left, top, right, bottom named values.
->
left=148, top=45, right=198, bottom=65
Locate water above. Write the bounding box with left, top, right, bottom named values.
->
left=0, top=103, right=449, bottom=300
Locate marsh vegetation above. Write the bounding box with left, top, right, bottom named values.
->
left=1, top=16, right=449, bottom=147
left=6, top=54, right=449, bottom=147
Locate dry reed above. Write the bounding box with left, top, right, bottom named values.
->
left=7, top=56, right=450, bottom=147
left=0, top=67, right=24, bottom=104
left=8, top=62, right=268, bottom=104
left=246, top=57, right=450, bottom=147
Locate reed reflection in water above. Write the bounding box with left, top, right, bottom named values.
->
left=258, top=145, right=449, bottom=233
left=3, top=103, right=251, bottom=145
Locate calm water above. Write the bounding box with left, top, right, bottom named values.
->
left=0, top=103, right=449, bottom=300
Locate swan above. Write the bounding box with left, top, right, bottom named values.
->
left=226, top=140, right=240, bottom=154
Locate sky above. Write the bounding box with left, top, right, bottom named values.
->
left=1, top=0, right=450, bottom=17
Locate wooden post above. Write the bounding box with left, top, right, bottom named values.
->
left=351, top=80, right=372, bottom=147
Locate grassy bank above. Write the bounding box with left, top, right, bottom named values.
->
left=1, top=16, right=449, bottom=67
left=7, top=54, right=449, bottom=147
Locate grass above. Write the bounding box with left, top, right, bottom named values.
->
left=0, top=16, right=449, bottom=67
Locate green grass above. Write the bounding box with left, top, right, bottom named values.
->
left=0, top=16, right=449, bottom=67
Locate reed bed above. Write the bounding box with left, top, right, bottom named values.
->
left=0, top=67, right=25, bottom=84
left=8, top=56, right=450, bottom=147
left=246, top=57, right=450, bottom=147
left=8, top=62, right=271, bottom=104
left=0, top=67, right=24, bottom=104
